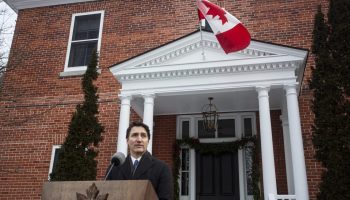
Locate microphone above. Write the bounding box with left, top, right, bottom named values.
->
left=111, top=152, right=126, bottom=166
left=105, top=152, right=126, bottom=180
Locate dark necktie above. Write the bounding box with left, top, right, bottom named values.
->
left=132, top=160, right=139, bottom=176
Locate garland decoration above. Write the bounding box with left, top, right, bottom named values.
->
left=173, top=136, right=261, bottom=200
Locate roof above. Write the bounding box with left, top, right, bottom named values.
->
left=3, top=0, right=95, bottom=12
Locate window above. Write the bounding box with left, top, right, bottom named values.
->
left=48, top=145, right=62, bottom=180
left=217, top=118, right=236, bottom=138
left=197, top=117, right=236, bottom=139
left=242, top=116, right=255, bottom=198
left=243, top=118, right=253, bottom=137
left=181, top=120, right=190, bottom=139
left=180, top=149, right=190, bottom=196
left=177, top=117, right=192, bottom=200
left=202, top=20, right=213, bottom=32
left=245, top=146, right=254, bottom=196
left=64, top=11, right=104, bottom=72
left=197, top=119, right=214, bottom=138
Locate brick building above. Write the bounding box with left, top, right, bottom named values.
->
left=0, top=0, right=327, bottom=199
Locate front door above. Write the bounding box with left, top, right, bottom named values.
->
left=196, top=151, right=240, bottom=200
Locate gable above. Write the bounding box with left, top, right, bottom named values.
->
left=109, top=30, right=308, bottom=116
left=110, top=31, right=307, bottom=85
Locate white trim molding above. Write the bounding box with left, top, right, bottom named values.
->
left=117, top=59, right=300, bottom=81
left=109, top=31, right=307, bottom=99
left=48, top=145, right=62, bottom=180
left=4, top=0, right=97, bottom=12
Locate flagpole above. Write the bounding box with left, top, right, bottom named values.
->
left=197, top=0, right=206, bottom=60
left=199, top=17, right=206, bottom=61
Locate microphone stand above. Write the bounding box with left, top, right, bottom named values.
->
left=105, top=152, right=125, bottom=180
left=104, top=162, right=115, bottom=180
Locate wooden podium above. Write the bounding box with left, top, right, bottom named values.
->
left=42, top=180, right=158, bottom=200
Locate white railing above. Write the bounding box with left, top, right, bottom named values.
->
left=269, top=194, right=297, bottom=200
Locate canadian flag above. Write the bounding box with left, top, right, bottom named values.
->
left=197, top=0, right=251, bottom=54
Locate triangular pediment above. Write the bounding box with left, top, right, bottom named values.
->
left=109, top=31, right=307, bottom=83
left=109, top=30, right=308, bottom=116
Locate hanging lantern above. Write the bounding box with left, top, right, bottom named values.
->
left=201, top=97, right=219, bottom=134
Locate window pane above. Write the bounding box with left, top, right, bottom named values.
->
left=181, top=149, right=189, bottom=170
left=244, top=118, right=253, bottom=136
left=52, top=148, right=62, bottom=174
left=198, top=120, right=215, bottom=138
left=181, top=149, right=189, bottom=196
left=203, top=20, right=213, bottom=32
left=245, top=147, right=254, bottom=195
left=217, top=119, right=235, bottom=138
left=182, top=121, right=189, bottom=138
left=73, top=14, right=101, bottom=40
left=68, top=40, right=97, bottom=67
left=181, top=172, right=189, bottom=195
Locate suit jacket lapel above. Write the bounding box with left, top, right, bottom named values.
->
left=133, top=152, right=153, bottom=178
left=120, top=155, right=133, bottom=179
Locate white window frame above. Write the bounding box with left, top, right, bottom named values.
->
left=48, top=145, right=62, bottom=180
left=176, top=116, right=195, bottom=200
left=194, top=113, right=240, bottom=143
left=177, top=113, right=256, bottom=200
left=240, top=114, right=257, bottom=200
left=179, top=148, right=191, bottom=200
left=63, top=10, right=104, bottom=72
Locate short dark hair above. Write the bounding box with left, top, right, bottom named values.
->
left=126, top=121, right=151, bottom=139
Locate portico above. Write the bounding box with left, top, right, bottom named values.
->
left=109, top=31, right=309, bottom=200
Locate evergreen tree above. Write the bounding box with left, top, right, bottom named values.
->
left=310, top=2, right=350, bottom=200
left=50, top=50, right=104, bottom=181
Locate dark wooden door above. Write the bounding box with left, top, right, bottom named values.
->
left=196, top=152, right=240, bottom=200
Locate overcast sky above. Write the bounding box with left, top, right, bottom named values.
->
left=0, top=0, right=17, bottom=65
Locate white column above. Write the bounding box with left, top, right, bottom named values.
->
left=280, top=116, right=295, bottom=194
left=143, top=94, right=155, bottom=154
left=281, top=98, right=295, bottom=194
left=284, top=84, right=309, bottom=200
left=256, top=86, right=277, bottom=200
left=117, top=95, right=131, bottom=155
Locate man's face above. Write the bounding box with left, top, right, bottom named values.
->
left=127, top=126, right=149, bottom=158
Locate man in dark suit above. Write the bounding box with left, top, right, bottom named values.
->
left=106, top=122, right=173, bottom=200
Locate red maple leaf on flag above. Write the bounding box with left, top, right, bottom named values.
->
left=202, top=1, right=228, bottom=25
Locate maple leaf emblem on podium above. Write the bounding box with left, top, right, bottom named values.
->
left=76, top=183, right=109, bottom=200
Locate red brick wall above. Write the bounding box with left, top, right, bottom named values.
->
left=299, top=82, right=323, bottom=199
left=272, top=110, right=288, bottom=194
left=0, top=0, right=328, bottom=199
left=153, top=115, right=177, bottom=170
